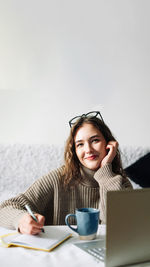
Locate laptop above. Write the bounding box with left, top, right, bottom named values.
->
left=74, top=188, right=150, bottom=267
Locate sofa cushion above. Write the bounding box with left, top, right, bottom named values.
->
left=125, top=153, right=150, bottom=188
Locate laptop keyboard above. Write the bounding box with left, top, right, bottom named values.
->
left=87, top=247, right=105, bottom=262
left=74, top=239, right=105, bottom=263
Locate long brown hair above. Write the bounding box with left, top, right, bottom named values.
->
left=63, top=116, right=126, bottom=187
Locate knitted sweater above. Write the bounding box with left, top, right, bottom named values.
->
left=0, top=164, right=132, bottom=230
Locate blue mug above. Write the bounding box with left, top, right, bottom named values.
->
left=65, top=208, right=100, bottom=240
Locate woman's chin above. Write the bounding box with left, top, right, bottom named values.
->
left=84, top=162, right=100, bottom=171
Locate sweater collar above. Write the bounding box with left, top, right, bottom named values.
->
left=80, top=165, right=99, bottom=187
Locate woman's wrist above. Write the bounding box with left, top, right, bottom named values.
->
left=94, top=163, right=114, bottom=183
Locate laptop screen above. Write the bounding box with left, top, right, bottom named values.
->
left=106, top=188, right=150, bottom=267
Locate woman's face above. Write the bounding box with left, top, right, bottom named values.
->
left=74, top=123, right=107, bottom=171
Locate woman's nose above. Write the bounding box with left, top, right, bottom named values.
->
left=84, top=142, right=92, bottom=153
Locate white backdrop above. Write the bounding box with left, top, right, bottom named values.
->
left=0, top=0, right=150, bottom=147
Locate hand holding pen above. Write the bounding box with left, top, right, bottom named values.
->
left=25, top=205, right=45, bottom=233
left=18, top=205, right=45, bottom=235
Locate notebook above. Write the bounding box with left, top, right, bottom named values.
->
left=0, top=226, right=72, bottom=252
left=74, top=188, right=150, bottom=267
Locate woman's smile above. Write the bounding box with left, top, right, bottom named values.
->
left=85, top=155, right=98, bottom=160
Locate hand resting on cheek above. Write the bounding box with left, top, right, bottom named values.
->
left=100, top=141, right=118, bottom=168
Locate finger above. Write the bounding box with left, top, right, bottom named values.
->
left=105, top=145, right=117, bottom=162
left=109, top=141, right=118, bottom=149
left=35, top=214, right=45, bottom=225
left=25, top=213, right=44, bottom=229
left=106, top=142, right=118, bottom=153
left=30, top=227, right=43, bottom=235
left=22, top=228, right=41, bottom=235
left=20, top=223, right=43, bottom=235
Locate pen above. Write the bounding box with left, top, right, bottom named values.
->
left=25, top=204, right=45, bottom=233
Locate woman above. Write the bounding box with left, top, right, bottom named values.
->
left=0, top=111, right=132, bottom=234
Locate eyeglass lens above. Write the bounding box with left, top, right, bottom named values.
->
left=69, top=111, right=103, bottom=127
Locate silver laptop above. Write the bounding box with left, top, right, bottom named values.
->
left=74, top=188, right=150, bottom=267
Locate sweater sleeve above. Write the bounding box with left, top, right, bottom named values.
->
left=94, top=163, right=133, bottom=224
left=0, top=171, right=56, bottom=230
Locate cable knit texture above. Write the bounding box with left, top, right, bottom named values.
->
left=0, top=163, right=132, bottom=229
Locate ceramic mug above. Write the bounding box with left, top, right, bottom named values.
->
left=65, top=208, right=100, bottom=240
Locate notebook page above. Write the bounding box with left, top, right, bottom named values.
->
left=9, top=230, right=71, bottom=249
left=11, top=233, right=58, bottom=249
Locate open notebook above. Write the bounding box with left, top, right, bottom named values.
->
left=0, top=226, right=72, bottom=252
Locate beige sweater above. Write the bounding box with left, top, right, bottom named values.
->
left=0, top=164, right=132, bottom=230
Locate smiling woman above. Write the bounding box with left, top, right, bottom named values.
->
left=0, top=111, right=132, bottom=234
left=64, top=112, right=123, bottom=186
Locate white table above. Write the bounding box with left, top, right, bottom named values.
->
left=1, top=225, right=150, bottom=267
left=0, top=225, right=105, bottom=267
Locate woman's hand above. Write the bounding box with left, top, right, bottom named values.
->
left=100, top=141, right=118, bottom=168
left=18, top=213, right=45, bottom=235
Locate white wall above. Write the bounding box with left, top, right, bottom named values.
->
left=0, top=0, right=150, bottom=147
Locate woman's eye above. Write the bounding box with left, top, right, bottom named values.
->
left=76, top=143, right=83, bottom=148
left=91, top=139, right=99, bottom=143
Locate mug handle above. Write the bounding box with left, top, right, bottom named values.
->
left=65, top=214, right=78, bottom=233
